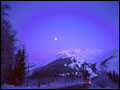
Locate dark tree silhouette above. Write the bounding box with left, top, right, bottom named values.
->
left=107, top=70, right=119, bottom=84
left=19, top=46, right=26, bottom=84
left=13, top=46, right=26, bottom=86
left=1, top=3, right=17, bottom=84
left=14, top=49, right=21, bottom=85
left=82, top=70, right=90, bottom=81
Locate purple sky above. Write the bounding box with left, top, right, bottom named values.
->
left=3, top=1, right=119, bottom=64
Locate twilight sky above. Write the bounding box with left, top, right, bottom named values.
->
left=3, top=1, right=119, bottom=64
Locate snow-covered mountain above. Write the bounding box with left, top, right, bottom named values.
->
left=54, top=48, right=119, bottom=75
left=30, top=57, right=97, bottom=83
left=41, top=48, right=106, bottom=67
left=30, top=48, right=119, bottom=79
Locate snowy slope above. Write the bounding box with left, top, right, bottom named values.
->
left=62, top=56, right=97, bottom=79
left=100, top=48, right=119, bottom=75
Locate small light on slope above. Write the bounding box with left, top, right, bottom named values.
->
left=64, top=64, right=67, bottom=66
left=88, top=81, right=91, bottom=84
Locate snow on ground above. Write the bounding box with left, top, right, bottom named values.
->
left=1, top=84, right=33, bottom=89
left=2, top=80, right=119, bottom=89
left=1, top=81, right=89, bottom=89
left=88, top=83, right=119, bottom=89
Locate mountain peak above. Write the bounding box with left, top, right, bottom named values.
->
left=56, top=48, right=106, bottom=64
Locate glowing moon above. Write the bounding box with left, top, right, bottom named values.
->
left=54, top=37, right=58, bottom=40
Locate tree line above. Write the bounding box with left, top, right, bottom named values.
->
left=1, top=3, right=27, bottom=86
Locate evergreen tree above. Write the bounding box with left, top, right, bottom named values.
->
left=116, top=73, right=119, bottom=84
left=19, top=46, right=26, bottom=84
left=1, top=3, right=17, bottom=84
left=107, top=71, right=112, bottom=79
left=14, top=49, right=21, bottom=85
left=13, top=46, right=26, bottom=86
left=112, top=70, right=115, bottom=82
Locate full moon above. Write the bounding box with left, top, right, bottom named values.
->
left=54, top=37, right=58, bottom=41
